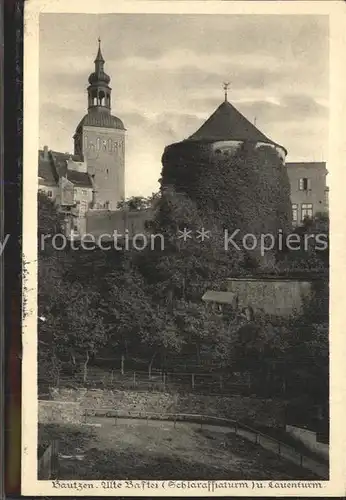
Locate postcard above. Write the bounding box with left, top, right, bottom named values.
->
left=22, top=0, right=346, bottom=496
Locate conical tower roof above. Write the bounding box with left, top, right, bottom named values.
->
left=187, top=100, right=285, bottom=152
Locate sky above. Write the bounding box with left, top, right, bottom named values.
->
left=39, top=13, right=329, bottom=197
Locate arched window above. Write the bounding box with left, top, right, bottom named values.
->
left=91, top=89, right=98, bottom=107
left=99, top=90, right=105, bottom=106
left=96, top=137, right=100, bottom=151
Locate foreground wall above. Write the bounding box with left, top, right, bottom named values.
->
left=286, top=425, right=329, bottom=460
left=85, top=208, right=153, bottom=239
left=39, top=401, right=83, bottom=424
left=39, top=389, right=286, bottom=428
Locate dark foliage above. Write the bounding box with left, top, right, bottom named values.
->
left=161, top=141, right=292, bottom=268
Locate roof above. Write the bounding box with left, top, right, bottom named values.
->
left=75, top=109, right=125, bottom=133
left=187, top=100, right=285, bottom=151
left=51, top=152, right=92, bottom=188
left=38, top=150, right=93, bottom=188
left=65, top=170, right=93, bottom=188
left=202, top=290, right=236, bottom=304
left=88, top=39, right=110, bottom=86
left=50, top=151, right=80, bottom=177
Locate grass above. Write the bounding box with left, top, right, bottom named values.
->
left=39, top=419, right=319, bottom=480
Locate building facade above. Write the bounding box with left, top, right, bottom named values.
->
left=286, top=162, right=328, bottom=226
left=38, top=147, right=94, bottom=236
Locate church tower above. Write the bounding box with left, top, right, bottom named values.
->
left=73, top=39, right=126, bottom=210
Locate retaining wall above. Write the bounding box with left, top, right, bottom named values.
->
left=226, top=277, right=324, bottom=317
left=40, top=389, right=285, bottom=428
left=286, top=425, right=329, bottom=460
left=39, top=400, right=83, bottom=424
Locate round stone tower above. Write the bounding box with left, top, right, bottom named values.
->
left=161, top=91, right=292, bottom=267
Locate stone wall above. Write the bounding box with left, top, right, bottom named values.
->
left=39, top=400, right=83, bottom=424
left=226, top=277, right=323, bottom=317
left=40, top=389, right=286, bottom=428
left=83, top=125, right=125, bottom=211
left=286, top=425, right=329, bottom=460
left=85, top=208, right=153, bottom=239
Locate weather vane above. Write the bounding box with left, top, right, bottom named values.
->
left=223, top=82, right=230, bottom=102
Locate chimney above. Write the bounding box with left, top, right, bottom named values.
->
left=43, top=145, right=49, bottom=160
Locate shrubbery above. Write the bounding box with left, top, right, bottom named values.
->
left=38, top=179, right=328, bottom=420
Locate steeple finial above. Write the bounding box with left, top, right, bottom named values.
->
left=223, top=82, right=230, bottom=102
left=95, top=37, right=104, bottom=63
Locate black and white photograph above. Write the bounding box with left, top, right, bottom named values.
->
left=21, top=0, right=346, bottom=496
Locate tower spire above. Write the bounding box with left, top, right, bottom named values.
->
left=223, top=82, right=230, bottom=102
left=95, top=37, right=105, bottom=65
left=87, top=39, right=111, bottom=111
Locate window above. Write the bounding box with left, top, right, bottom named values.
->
left=299, top=178, right=311, bottom=191
left=301, top=203, right=313, bottom=220
left=47, top=190, right=53, bottom=198
left=108, top=139, right=112, bottom=151
left=82, top=189, right=87, bottom=195
left=292, top=204, right=298, bottom=222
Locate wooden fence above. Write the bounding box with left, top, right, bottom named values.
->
left=40, top=368, right=281, bottom=397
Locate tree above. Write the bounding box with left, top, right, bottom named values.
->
left=38, top=192, right=67, bottom=382
left=276, top=213, right=329, bottom=274
left=37, top=191, right=64, bottom=240
left=116, top=192, right=160, bottom=211
left=140, top=187, right=246, bottom=303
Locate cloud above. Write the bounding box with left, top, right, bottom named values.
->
left=39, top=13, right=329, bottom=196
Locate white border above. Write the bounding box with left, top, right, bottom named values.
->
left=22, top=1, right=346, bottom=496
